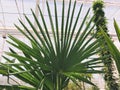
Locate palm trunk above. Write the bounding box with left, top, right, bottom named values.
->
left=55, top=73, right=62, bottom=90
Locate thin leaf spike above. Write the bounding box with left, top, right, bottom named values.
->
left=114, top=19, right=120, bottom=42
left=64, top=0, right=71, bottom=48
left=61, top=0, right=65, bottom=50
left=66, top=0, right=76, bottom=47
left=67, top=4, right=83, bottom=51
left=46, top=0, right=58, bottom=54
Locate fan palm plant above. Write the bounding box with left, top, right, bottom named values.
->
left=0, top=0, right=106, bottom=90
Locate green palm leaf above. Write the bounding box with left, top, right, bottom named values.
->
left=0, top=0, right=105, bottom=90
left=114, top=19, right=120, bottom=42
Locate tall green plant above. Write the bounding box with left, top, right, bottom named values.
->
left=92, top=0, right=119, bottom=89
left=101, top=19, right=120, bottom=90
left=101, top=19, right=120, bottom=74
left=0, top=0, right=106, bottom=90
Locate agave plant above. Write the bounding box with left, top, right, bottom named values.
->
left=101, top=19, right=120, bottom=74
left=0, top=0, right=106, bottom=90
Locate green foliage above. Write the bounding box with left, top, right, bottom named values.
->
left=100, top=20, right=120, bottom=89
left=92, top=0, right=119, bottom=90
left=114, top=20, right=120, bottom=41
left=101, top=20, right=120, bottom=74
left=0, top=0, right=106, bottom=90
left=91, top=86, right=99, bottom=90
left=64, top=81, right=81, bottom=90
left=93, top=0, right=104, bottom=10
left=92, top=0, right=105, bottom=28
left=0, top=85, right=35, bottom=90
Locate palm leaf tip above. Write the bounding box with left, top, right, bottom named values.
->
left=114, top=19, right=120, bottom=42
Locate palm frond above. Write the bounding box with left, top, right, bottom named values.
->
left=0, top=0, right=105, bottom=89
